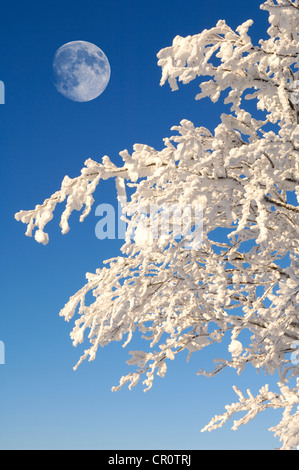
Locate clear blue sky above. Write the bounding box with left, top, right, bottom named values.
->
left=0, top=0, right=284, bottom=450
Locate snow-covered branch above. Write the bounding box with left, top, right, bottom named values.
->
left=201, top=380, right=299, bottom=450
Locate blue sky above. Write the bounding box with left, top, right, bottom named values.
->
left=0, top=0, right=285, bottom=450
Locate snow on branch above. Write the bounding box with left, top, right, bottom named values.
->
left=157, top=0, right=299, bottom=124
left=201, top=380, right=299, bottom=450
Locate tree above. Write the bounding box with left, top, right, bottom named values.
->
left=15, top=0, right=298, bottom=450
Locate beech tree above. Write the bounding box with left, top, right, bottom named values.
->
left=15, top=0, right=298, bottom=449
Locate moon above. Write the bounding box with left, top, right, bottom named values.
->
left=53, top=41, right=111, bottom=102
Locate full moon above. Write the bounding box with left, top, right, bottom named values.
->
left=53, top=41, right=111, bottom=102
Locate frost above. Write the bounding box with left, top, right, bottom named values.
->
left=34, top=229, right=49, bottom=245
left=228, top=339, right=243, bottom=357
